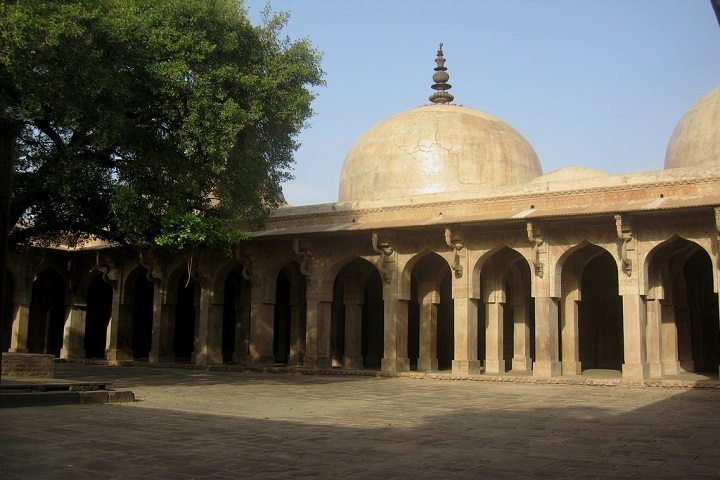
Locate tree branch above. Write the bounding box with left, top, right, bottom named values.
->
left=33, top=120, right=66, bottom=151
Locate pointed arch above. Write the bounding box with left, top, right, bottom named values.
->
left=645, top=235, right=719, bottom=376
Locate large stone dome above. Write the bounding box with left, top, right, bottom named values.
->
left=665, top=85, right=720, bottom=169
left=338, top=104, right=542, bottom=203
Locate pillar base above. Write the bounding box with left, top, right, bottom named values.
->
left=304, top=356, right=332, bottom=369
left=561, top=361, right=582, bottom=376
left=195, top=353, right=223, bottom=366
left=663, top=361, right=680, bottom=376
left=342, top=355, right=364, bottom=370
left=417, top=357, right=438, bottom=372
left=149, top=352, right=175, bottom=364
left=381, top=357, right=410, bottom=373
left=287, top=353, right=304, bottom=367
left=248, top=354, right=275, bottom=368
left=452, top=360, right=483, bottom=375
left=678, top=360, right=695, bottom=373
left=622, top=362, right=649, bottom=380
left=8, top=348, right=28, bottom=354
left=60, top=348, right=85, bottom=361
left=533, top=360, right=562, bottom=377
left=484, top=359, right=506, bottom=374
left=106, top=349, right=134, bottom=362
left=512, top=357, right=533, bottom=371
left=648, top=362, right=664, bottom=378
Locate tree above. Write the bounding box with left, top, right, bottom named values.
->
left=0, top=0, right=324, bottom=252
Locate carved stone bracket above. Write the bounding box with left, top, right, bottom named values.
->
left=234, top=245, right=254, bottom=282
left=714, top=207, right=720, bottom=242
left=526, top=222, right=544, bottom=278
left=371, top=233, right=394, bottom=283
left=444, top=228, right=463, bottom=278
left=139, top=252, right=166, bottom=284
left=614, top=214, right=633, bottom=276
left=96, top=252, right=118, bottom=286
left=293, top=238, right=313, bottom=278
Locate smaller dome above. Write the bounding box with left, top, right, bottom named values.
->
left=530, top=166, right=609, bottom=183
left=665, top=86, right=720, bottom=169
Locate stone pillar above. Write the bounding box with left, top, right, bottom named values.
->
left=675, top=305, right=694, bottom=372
left=533, top=295, right=561, bottom=377
left=106, top=284, right=133, bottom=362
left=233, top=285, right=251, bottom=365
left=621, top=294, right=649, bottom=380
left=561, top=292, right=581, bottom=375
left=9, top=295, right=30, bottom=353
left=660, top=301, right=679, bottom=375
left=342, top=287, right=364, bottom=369
left=452, top=294, right=482, bottom=375
left=417, top=284, right=438, bottom=372
left=288, top=293, right=306, bottom=367
left=149, top=281, right=175, bottom=364
left=248, top=299, right=275, bottom=367
left=305, top=291, right=332, bottom=369
left=645, top=298, right=663, bottom=377
left=195, top=280, right=223, bottom=366
left=381, top=292, right=410, bottom=373
left=512, top=300, right=532, bottom=371
left=60, top=299, right=86, bottom=360
left=191, top=290, right=200, bottom=363
left=342, top=302, right=363, bottom=368
left=484, top=299, right=505, bottom=374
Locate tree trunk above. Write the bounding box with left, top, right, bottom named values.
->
left=0, top=98, right=21, bottom=381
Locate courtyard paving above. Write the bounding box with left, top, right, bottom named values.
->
left=1, top=364, right=720, bottom=479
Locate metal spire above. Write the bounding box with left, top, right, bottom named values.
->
left=429, top=43, right=454, bottom=104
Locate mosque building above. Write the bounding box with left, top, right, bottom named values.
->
left=3, top=46, right=720, bottom=381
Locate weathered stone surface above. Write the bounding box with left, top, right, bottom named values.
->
left=1, top=353, right=55, bottom=378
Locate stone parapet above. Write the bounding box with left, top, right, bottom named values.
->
left=1, top=353, right=55, bottom=378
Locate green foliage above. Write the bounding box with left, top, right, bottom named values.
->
left=154, top=213, right=249, bottom=255
left=0, top=0, right=324, bottom=250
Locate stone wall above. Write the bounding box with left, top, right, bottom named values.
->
left=1, top=353, right=55, bottom=377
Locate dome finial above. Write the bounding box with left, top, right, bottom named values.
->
left=429, top=42, right=454, bottom=104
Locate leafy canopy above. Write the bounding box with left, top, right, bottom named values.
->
left=0, top=0, right=324, bottom=253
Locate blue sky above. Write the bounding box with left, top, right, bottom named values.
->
left=243, top=1, right=720, bottom=206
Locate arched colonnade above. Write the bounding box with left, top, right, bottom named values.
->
left=3, top=218, right=719, bottom=380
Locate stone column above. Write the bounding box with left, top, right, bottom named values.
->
left=417, top=283, right=438, bottom=372
left=621, top=294, right=649, bottom=380
left=484, top=298, right=505, bottom=374
left=645, top=298, right=663, bottom=377
left=248, top=298, right=275, bottom=367
left=9, top=289, right=31, bottom=353
left=533, top=295, right=561, bottom=377
left=561, top=290, right=581, bottom=375
left=342, top=287, right=364, bottom=369
left=149, top=280, right=175, bottom=364
left=195, top=279, right=223, bottom=366
left=233, top=285, right=251, bottom=365
left=452, top=293, right=482, bottom=375
left=512, top=300, right=532, bottom=371
left=660, top=301, right=679, bottom=375
left=60, top=298, right=86, bottom=360
left=381, top=286, right=410, bottom=373
left=288, top=292, right=306, bottom=367
left=304, top=290, right=332, bottom=369
left=675, top=305, right=694, bottom=372
left=191, top=289, right=200, bottom=363
left=106, top=285, right=133, bottom=362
